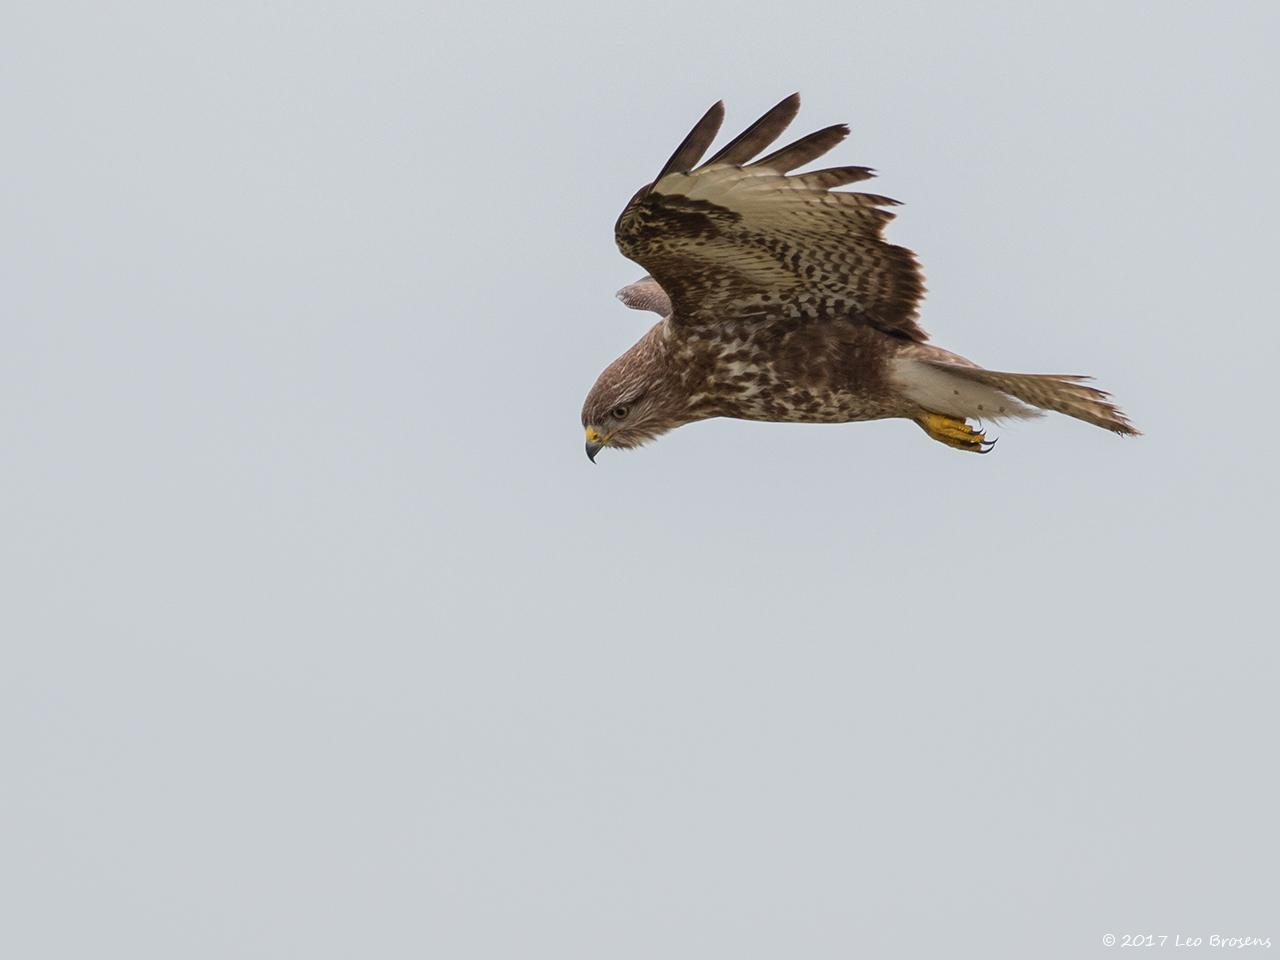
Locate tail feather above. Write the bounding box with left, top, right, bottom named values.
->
left=925, top=362, right=1139, bottom=436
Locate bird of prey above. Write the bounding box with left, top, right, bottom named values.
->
left=582, top=94, right=1137, bottom=461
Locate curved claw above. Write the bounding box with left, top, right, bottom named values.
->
left=916, top=413, right=1000, bottom=454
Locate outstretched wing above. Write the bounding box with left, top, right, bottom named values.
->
left=615, top=94, right=927, bottom=341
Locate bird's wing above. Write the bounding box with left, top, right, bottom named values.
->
left=616, top=276, right=671, bottom=316
left=615, top=94, right=927, bottom=342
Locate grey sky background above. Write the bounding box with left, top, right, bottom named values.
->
left=3, top=1, right=1277, bottom=957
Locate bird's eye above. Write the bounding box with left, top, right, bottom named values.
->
left=612, top=405, right=630, bottom=420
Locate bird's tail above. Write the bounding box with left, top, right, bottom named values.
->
left=890, top=356, right=1139, bottom=436
left=938, top=365, right=1138, bottom=435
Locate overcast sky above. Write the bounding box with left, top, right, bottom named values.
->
left=3, top=1, right=1277, bottom=957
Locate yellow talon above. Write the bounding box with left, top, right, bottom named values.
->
left=915, top=412, right=996, bottom=454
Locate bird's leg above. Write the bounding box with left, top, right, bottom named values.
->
left=914, top=413, right=996, bottom=454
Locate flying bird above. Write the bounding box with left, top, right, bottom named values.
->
left=582, top=94, right=1137, bottom=460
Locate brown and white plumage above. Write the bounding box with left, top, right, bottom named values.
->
left=582, top=94, right=1137, bottom=460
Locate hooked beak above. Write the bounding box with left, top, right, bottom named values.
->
left=585, top=426, right=605, bottom=463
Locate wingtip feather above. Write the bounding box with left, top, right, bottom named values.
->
left=751, top=124, right=850, bottom=173
left=704, top=93, right=802, bottom=168
left=653, top=100, right=726, bottom=183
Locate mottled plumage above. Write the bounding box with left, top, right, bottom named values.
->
left=582, top=94, right=1137, bottom=460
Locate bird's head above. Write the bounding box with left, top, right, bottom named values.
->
left=581, top=329, right=689, bottom=461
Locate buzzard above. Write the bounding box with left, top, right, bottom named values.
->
left=582, top=94, right=1137, bottom=460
